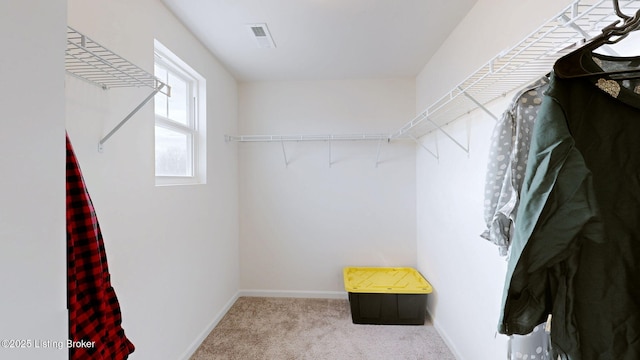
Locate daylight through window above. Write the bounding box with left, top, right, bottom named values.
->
left=154, top=40, right=205, bottom=185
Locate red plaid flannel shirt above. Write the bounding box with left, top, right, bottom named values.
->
left=67, top=134, right=135, bottom=359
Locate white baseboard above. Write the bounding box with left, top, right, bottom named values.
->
left=427, top=308, right=463, bottom=360
left=179, top=292, right=240, bottom=360
left=239, top=289, right=348, bottom=299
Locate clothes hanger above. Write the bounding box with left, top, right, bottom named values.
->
left=613, top=0, right=633, bottom=23
left=554, top=0, right=640, bottom=79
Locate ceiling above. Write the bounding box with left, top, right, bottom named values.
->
left=161, top=0, right=478, bottom=82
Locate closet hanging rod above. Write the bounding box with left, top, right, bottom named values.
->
left=65, top=26, right=170, bottom=152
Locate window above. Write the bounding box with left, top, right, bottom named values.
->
left=154, top=40, right=206, bottom=185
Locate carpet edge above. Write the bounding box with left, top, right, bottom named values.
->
left=178, top=292, right=240, bottom=360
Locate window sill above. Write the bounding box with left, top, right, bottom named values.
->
left=155, top=176, right=205, bottom=187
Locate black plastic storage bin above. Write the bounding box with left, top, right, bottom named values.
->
left=348, top=292, right=428, bottom=325
left=343, top=267, right=433, bottom=325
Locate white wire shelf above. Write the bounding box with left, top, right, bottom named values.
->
left=226, top=134, right=393, bottom=168
left=66, top=26, right=168, bottom=94
left=390, top=0, right=640, bottom=141
left=65, top=26, right=170, bottom=151
left=225, top=134, right=389, bottom=142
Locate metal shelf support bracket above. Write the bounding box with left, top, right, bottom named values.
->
left=459, top=87, right=499, bottom=121
left=424, top=116, right=469, bottom=155
left=98, top=83, right=166, bottom=152
left=281, top=140, right=289, bottom=167
left=374, top=138, right=383, bottom=168
left=409, top=134, right=439, bottom=160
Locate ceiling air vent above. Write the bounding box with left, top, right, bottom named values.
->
left=247, top=23, right=276, bottom=49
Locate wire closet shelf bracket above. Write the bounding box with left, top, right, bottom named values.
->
left=65, top=26, right=170, bottom=152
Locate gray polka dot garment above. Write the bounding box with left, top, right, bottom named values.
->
left=481, top=76, right=549, bottom=256
left=480, top=76, right=555, bottom=360
left=508, top=323, right=554, bottom=360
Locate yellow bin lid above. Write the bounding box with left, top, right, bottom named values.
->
left=343, top=267, right=433, bottom=294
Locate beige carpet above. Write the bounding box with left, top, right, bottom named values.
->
left=190, top=297, right=456, bottom=360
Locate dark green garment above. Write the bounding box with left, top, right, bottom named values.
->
left=499, top=56, right=640, bottom=360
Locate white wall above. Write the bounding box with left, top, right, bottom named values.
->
left=0, top=1, right=67, bottom=359
left=238, top=79, right=417, bottom=295
left=66, top=1, right=239, bottom=359
left=414, top=0, right=573, bottom=359
left=2, top=1, right=605, bottom=359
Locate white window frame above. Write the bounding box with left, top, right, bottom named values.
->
left=154, top=40, right=206, bottom=186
